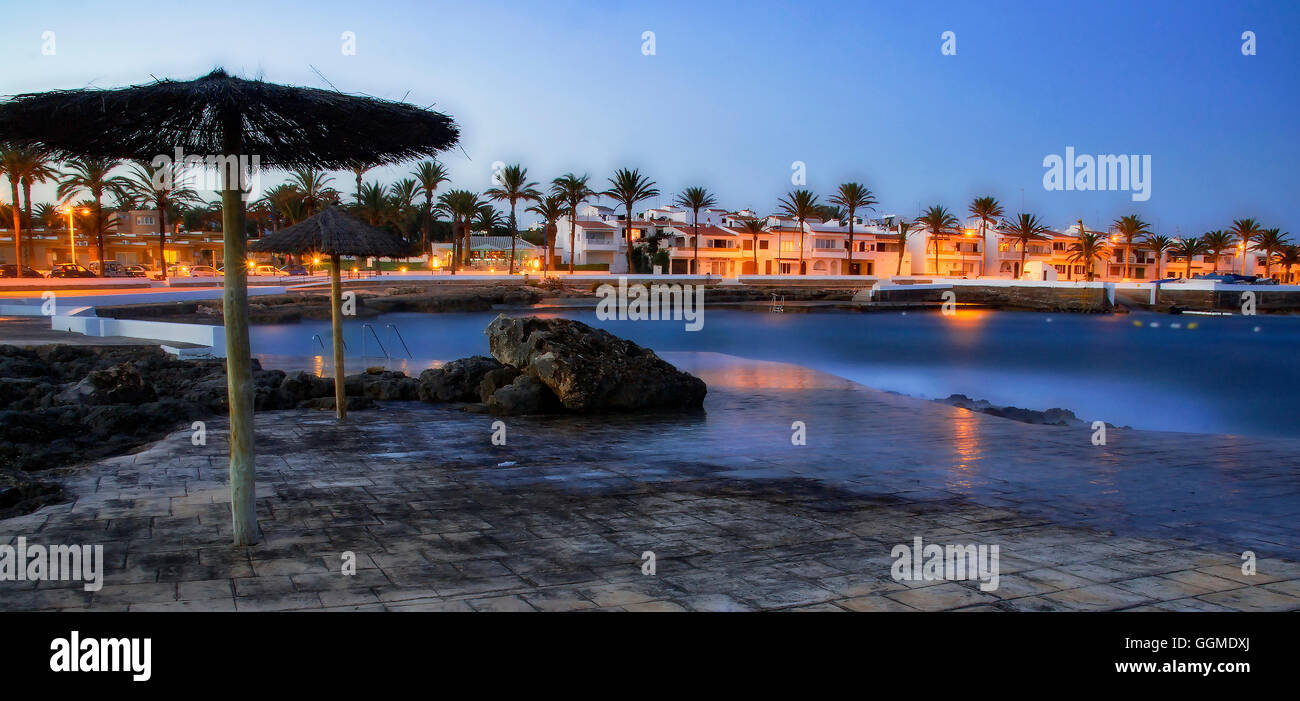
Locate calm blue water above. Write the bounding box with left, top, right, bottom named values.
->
left=249, top=308, right=1300, bottom=438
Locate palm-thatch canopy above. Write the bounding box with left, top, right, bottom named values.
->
left=0, top=68, right=458, bottom=169
left=250, top=206, right=408, bottom=257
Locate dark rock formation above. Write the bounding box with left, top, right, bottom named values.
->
left=486, top=375, right=563, bottom=415
left=0, top=344, right=419, bottom=489
left=477, top=366, right=521, bottom=403
left=483, top=314, right=706, bottom=413
left=417, top=356, right=505, bottom=402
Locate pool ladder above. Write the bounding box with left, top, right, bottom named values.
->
left=770, top=294, right=785, bottom=313
left=360, top=323, right=414, bottom=361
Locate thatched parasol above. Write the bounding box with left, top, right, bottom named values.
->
left=0, top=68, right=458, bottom=546
left=251, top=206, right=407, bottom=423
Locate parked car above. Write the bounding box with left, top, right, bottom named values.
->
left=124, top=265, right=148, bottom=278
left=280, top=264, right=308, bottom=276
left=252, top=264, right=279, bottom=276
left=166, top=264, right=192, bottom=278
left=89, top=260, right=130, bottom=277
left=188, top=265, right=221, bottom=277
left=48, top=263, right=97, bottom=278
left=0, top=264, right=45, bottom=278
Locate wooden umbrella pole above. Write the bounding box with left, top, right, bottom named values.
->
left=221, top=118, right=258, bottom=546
left=330, top=253, right=347, bottom=422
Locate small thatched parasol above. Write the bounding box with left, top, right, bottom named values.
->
left=251, top=207, right=407, bottom=423
left=0, top=68, right=458, bottom=546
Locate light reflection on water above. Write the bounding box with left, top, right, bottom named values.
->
left=249, top=308, right=1300, bottom=438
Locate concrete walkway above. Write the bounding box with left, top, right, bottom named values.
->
left=3, top=356, right=1298, bottom=611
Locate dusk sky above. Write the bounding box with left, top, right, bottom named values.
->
left=2, top=0, right=1297, bottom=233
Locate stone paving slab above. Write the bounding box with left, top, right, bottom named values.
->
left=2, top=356, right=1298, bottom=611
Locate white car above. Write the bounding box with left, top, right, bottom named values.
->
left=189, top=265, right=221, bottom=277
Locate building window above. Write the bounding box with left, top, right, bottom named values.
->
left=759, top=241, right=769, bottom=250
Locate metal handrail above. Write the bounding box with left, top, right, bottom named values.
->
left=312, top=332, right=348, bottom=352
left=361, top=323, right=389, bottom=360
left=386, top=324, right=413, bottom=358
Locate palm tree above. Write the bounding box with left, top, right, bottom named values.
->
left=777, top=189, right=820, bottom=275
left=1142, top=234, right=1175, bottom=282
left=2, top=146, right=59, bottom=270
left=485, top=164, right=542, bottom=274
left=56, top=156, right=131, bottom=272
left=1068, top=227, right=1110, bottom=281
left=1254, top=228, right=1290, bottom=279
left=288, top=168, right=337, bottom=216
left=672, top=186, right=717, bottom=275
left=832, top=183, right=877, bottom=275
left=122, top=160, right=200, bottom=279
left=349, top=165, right=370, bottom=204
left=998, top=213, right=1053, bottom=279
left=737, top=217, right=768, bottom=275
left=1171, top=236, right=1211, bottom=279
left=1229, top=218, right=1264, bottom=275
left=1110, top=214, right=1151, bottom=280
left=354, top=181, right=389, bottom=226
left=0, top=148, right=30, bottom=273
left=1273, top=244, right=1300, bottom=283
left=602, top=168, right=659, bottom=273
left=412, top=160, right=450, bottom=251
left=967, top=196, right=1003, bottom=277
left=552, top=173, right=596, bottom=274
left=894, top=219, right=913, bottom=276
left=259, top=184, right=303, bottom=230
left=1200, top=230, right=1234, bottom=274
left=916, top=205, right=959, bottom=276
left=436, top=189, right=483, bottom=272
left=526, top=194, right=566, bottom=273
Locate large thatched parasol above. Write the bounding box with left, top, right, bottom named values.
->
left=251, top=207, right=407, bottom=423
left=0, top=68, right=458, bottom=546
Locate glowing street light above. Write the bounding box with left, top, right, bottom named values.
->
left=61, top=206, right=89, bottom=265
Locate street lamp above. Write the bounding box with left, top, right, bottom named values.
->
left=62, top=206, right=89, bottom=265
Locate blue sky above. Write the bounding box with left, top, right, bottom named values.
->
left=2, top=0, right=1297, bottom=233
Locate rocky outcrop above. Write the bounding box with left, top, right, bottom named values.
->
left=486, top=375, right=563, bottom=415
left=417, top=356, right=505, bottom=402
left=482, top=315, right=706, bottom=414
left=0, top=345, right=420, bottom=486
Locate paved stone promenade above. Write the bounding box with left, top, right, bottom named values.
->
left=3, top=355, right=1298, bottom=611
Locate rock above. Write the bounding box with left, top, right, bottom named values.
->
left=280, top=371, right=334, bottom=403
left=345, top=370, right=419, bottom=400
left=56, top=363, right=158, bottom=405
left=478, top=367, right=521, bottom=402
left=485, top=315, right=706, bottom=412
left=418, top=356, right=505, bottom=402
left=486, top=375, right=563, bottom=415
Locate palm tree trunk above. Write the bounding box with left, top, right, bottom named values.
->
left=568, top=208, right=576, bottom=274
left=790, top=218, right=800, bottom=275
left=158, top=207, right=169, bottom=279
left=9, top=181, right=23, bottom=275
left=1123, top=240, right=1130, bottom=281
left=847, top=216, right=855, bottom=275
left=220, top=120, right=257, bottom=547
left=625, top=205, right=634, bottom=274
left=692, top=208, right=699, bottom=275
left=1018, top=240, right=1027, bottom=280
left=752, top=235, right=758, bottom=276
left=508, top=202, right=518, bottom=275
left=895, top=239, right=904, bottom=277
left=20, top=181, right=34, bottom=265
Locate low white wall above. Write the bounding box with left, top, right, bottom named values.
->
left=50, top=315, right=224, bottom=357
